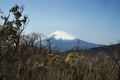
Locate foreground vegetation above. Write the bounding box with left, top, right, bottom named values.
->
left=0, top=5, right=120, bottom=80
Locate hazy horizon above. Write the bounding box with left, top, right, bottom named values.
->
left=0, top=0, right=120, bottom=45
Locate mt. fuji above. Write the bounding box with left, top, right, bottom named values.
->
left=49, top=31, right=75, bottom=40
left=41, top=31, right=100, bottom=52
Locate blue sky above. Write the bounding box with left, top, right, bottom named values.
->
left=0, top=0, right=120, bottom=44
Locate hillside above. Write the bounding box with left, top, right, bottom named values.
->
left=0, top=5, right=120, bottom=80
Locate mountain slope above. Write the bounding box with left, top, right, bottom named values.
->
left=41, top=31, right=100, bottom=52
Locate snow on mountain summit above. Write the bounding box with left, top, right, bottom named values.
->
left=49, top=31, right=75, bottom=40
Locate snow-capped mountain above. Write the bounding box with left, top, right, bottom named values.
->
left=40, top=31, right=100, bottom=52
left=49, top=31, right=75, bottom=40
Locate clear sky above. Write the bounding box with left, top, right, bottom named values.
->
left=0, top=0, right=120, bottom=44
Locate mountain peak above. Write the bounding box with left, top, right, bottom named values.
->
left=49, top=30, right=75, bottom=40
